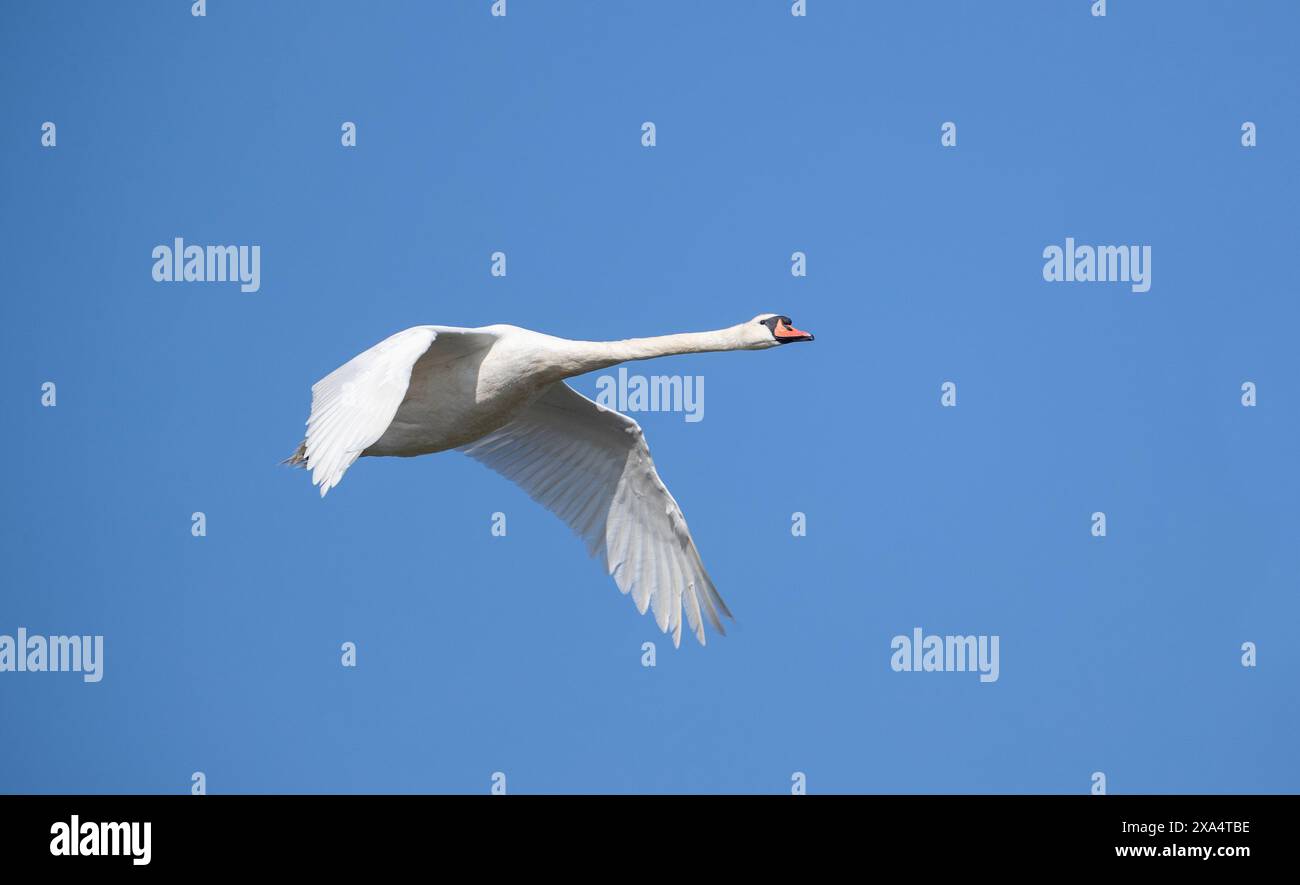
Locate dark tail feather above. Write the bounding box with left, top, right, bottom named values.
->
left=282, top=441, right=308, bottom=467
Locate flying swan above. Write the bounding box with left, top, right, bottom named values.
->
left=286, top=314, right=815, bottom=646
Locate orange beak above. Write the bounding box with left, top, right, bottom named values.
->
left=774, top=319, right=815, bottom=342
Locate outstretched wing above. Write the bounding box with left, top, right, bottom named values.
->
left=459, top=382, right=732, bottom=646
left=299, top=325, right=495, bottom=496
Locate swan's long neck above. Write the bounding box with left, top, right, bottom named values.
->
left=554, top=325, right=750, bottom=378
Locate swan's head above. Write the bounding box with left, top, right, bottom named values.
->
left=744, top=313, right=815, bottom=349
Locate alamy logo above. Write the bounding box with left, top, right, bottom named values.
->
left=595, top=367, right=704, bottom=422
left=1042, top=237, right=1151, bottom=293
left=50, top=816, right=150, bottom=866
left=151, top=237, right=261, bottom=293
left=890, top=627, right=1000, bottom=683
left=0, top=628, right=103, bottom=683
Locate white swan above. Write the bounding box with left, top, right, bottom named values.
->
left=286, top=314, right=815, bottom=646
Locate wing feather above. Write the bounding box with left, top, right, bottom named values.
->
left=459, top=382, right=731, bottom=646
left=301, top=326, right=438, bottom=496
left=296, top=325, right=498, bottom=496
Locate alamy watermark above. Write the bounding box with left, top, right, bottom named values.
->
left=0, top=628, right=103, bottom=683
left=50, top=815, right=150, bottom=865
left=594, top=367, right=703, bottom=422
left=152, top=237, right=261, bottom=293
left=890, top=627, right=999, bottom=683
left=1042, top=237, right=1151, bottom=293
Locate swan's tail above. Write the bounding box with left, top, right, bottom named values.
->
left=282, top=441, right=308, bottom=467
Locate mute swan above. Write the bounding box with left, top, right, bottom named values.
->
left=286, top=314, right=815, bottom=646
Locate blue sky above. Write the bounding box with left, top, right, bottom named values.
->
left=1, top=0, right=1296, bottom=793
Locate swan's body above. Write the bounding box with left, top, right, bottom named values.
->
left=287, top=315, right=814, bottom=646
